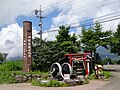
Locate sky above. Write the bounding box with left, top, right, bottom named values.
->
left=0, top=0, right=120, bottom=59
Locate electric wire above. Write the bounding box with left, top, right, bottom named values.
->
left=1, top=16, right=120, bottom=52
left=1, top=0, right=120, bottom=52
left=71, top=16, right=120, bottom=28
left=0, top=33, right=38, bottom=51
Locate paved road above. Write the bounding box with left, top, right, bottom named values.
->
left=97, top=72, right=120, bottom=90
left=97, top=65, right=120, bottom=90
left=103, top=65, right=120, bottom=72
left=0, top=80, right=108, bottom=90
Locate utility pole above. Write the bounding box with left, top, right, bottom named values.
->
left=34, top=5, right=44, bottom=40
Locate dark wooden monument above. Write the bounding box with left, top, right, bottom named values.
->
left=23, top=21, right=32, bottom=72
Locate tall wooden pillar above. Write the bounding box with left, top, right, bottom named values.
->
left=23, top=21, right=32, bottom=72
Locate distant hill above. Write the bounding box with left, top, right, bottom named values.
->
left=97, top=46, right=120, bottom=60
left=6, top=46, right=120, bottom=61
left=7, top=56, right=22, bottom=61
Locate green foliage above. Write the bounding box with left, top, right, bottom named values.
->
left=87, top=70, right=95, bottom=80
left=32, top=79, right=68, bottom=87
left=0, top=70, right=49, bottom=84
left=32, top=25, right=80, bottom=71
left=87, top=70, right=111, bottom=80
left=6, top=61, right=22, bottom=71
left=116, top=60, right=120, bottom=64
left=56, top=25, right=80, bottom=53
left=56, top=25, right=70, bottom=42
left=104, top=71, right=112, bottom=79
left=45, top=80, right=67, bottom=87
left=110, top=24, right=120, bottom=56
left=0, top=71, right=17, bottom=84
left=96, top=53, right=102, bottom=64
left=32, top=39, right=54, bottom=71
left=0, top=60, right=22, bottom=71
left=80, top=22, right=112, bottom=63
left=31, top=79, right=40, bottom=86
left=102, top=58, right=113, bottom=65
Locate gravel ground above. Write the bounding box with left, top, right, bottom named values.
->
left=0, top=80, right=109, bottom=90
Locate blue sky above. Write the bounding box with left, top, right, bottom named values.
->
left=0, top=0, right=120, bottom=59
left=16, top=10, right=60, bottom=32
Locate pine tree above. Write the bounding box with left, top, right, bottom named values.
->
left=80, top=22, right=112, bottom=63
left=110, top=24, right=120, bottom=55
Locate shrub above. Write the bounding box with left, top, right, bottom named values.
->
left=87, top=70, right=95, bottom=80
left=6, top=60, right=22, bottom=71
left=32, top=79, right=68, bottom=87
left=104, top=71, right=112, bottom=79
left=31, top=79, right=40, bottom=86
left=0, top=60, right=22, bottom=71
left=0, top=71, right=17, bottom=84
left=46, top=80, right=63, bottom=87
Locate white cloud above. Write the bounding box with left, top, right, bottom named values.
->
left=0, top=0, right=60, bottom=25
left=94, top=6, right=120, bottom=32
left=0, top=23, right=23, bottom=59
left=51, top=0, right=120, bottom=32
left=0, top=0, right=120, bottom=59
left=0, top=0, right=120, bottom=29
left=0, top=23, right=39, bottom=59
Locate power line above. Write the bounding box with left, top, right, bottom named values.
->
left=22, top=0, right=119, bottom=30
left=20, top=0, right=120, bottom=22
left=0, top=33, right=38, bottom=51
left=20, top=11, right=34, bottom=22
left=42, top=0, right=89, bottom=11
left=64, top=0, right=120, bottom=14
left=42, top=0, right=119, bottom=16
left=1, top=0, right=120, bottom=51
left=71, top=16, right=120, bottom=28
left=68, top=11, right=120, bottom=26
left=40, top=0, right=120, bottom=30
left=43, top=10, right=120, bottom=31
left=1, top=16, right=120, bottom=52
left=82, top=11, right=120, bottom=23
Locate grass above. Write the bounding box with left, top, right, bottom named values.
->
left=0, top=70, right=49, bottom=84
left=87, top=73, right=95, bottom=80
left=0, top=61, right=22, bottom=84
left=0, top=61, right=49, bottom=84
left=32, top=79, right=68, bottom=87
left=0, top=71, right=17, bottom=84
left=88, top=70, right=111, bottom=80
left=0, top=60, right=22, bottom=71
left=103, top=71, right=112, bottom=79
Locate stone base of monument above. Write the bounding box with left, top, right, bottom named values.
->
left=64, top=79, right=77, bottom=86
left=40, top=80, right=50, bottom=84
left=63, top=74, right=70, bottom=80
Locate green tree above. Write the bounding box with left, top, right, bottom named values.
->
left=32, top=25, right=80, bottom=71
left=116, top=60, right=120, bottom=64
left=95, top=53, right=102, bottom=64
left=110, top=24, right=120, bottom=56
left=80, top=22, right=112, bottom=63
left=102, top=58, right=112, bottom=65
left=56, top=25, right=80, bottom=53
left=32, top=38, right=54, bottom=71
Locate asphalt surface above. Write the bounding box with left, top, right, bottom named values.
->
left=103, top=65, right=120, bottom=72
left=97, top=65, right=120, bottom=90
left=97, top=72, right=120, bottom=90
left=0, top=80, right=108, bottom=90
